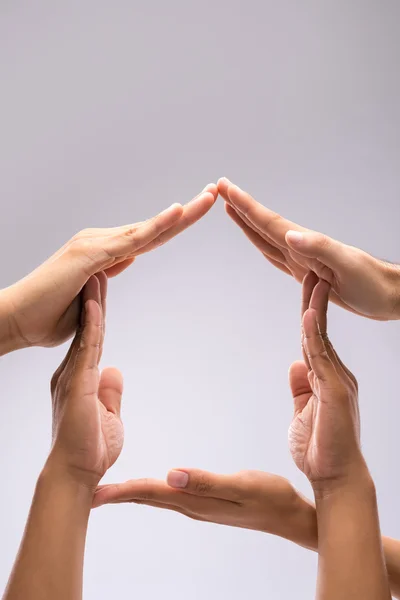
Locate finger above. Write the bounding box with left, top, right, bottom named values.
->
left=70, top=277, right=103, bottom=392
left=309, top=278, right=330, bottom=335
left=301, top=272, right=319, bottom=368
left=301, top=272, right=319, bottom=318
left=309, top=280, right=358, bottom=388
left=105, top=203, right=184, bottom=258
left=219, top=178, right=306, bottom=246
left=288, top=360, right=312, bottom=415
left=92, top=478, right=231, bottom=513
left=302, top=308, right=336, bottom=384
left=104, top=257, right=136, bottom=278
left=132, top=187, right=218, bottom=256
left=285, top=230, right=351, bottom=275
left=98, top=367, right=123, bottom=417
left=166, top=468, right=244, bottom=501
left=50, top=332, right=81, bottom=395
left=224, top=193, right=290, bottom=254
left=108, top=498, right=207, bottom=522
left=51, top=275, right=101, bottom=388
left=225, top=203, right=287, bottom=264
left=95, top=271, right=108, bottom=362
left=93, top=479, right=176, bottom=507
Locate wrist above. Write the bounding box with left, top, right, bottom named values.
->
left=0, top=289, right=27, bottom=356
left=312, top=465, right=375, bottom=503
left=382, top=262, right=400, bottom=320
left=40, top=459, right=97, bottom=509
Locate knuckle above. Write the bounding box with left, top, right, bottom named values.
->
left=264, top=212, right=281, bottom=232
left=193, top=474, right=213, bottom=495
left=133, top=479, right=153, bottom=502
left=308, top=348, right=329, bottom=361
left=71, top=229, right=89, bottom=242
left=122, top=224, right=142, bottom=252
left=316, top=234, right=331, bottom=251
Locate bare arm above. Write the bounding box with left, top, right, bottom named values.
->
left=3, top=466, right=93, bottom=600
left=314, top=474, right=390, bottom=600
left=4, top=274, right=124, bottom=599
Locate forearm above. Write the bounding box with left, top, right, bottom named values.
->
left=313, top=474, right=390, bottom=600
left=3, top=464, right=93, bottom=600
left=382, top=537, right=400, bottom=599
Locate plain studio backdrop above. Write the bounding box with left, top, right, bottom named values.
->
left=0, top=2, right=399, bottom=598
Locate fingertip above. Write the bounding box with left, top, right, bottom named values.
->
left=84, top=298, right=102, bottom=326
left=202, top=183, right=218, bottom=198
left=217, top=177, right=231, bottom=199
left=191, top=190, right=217, bottom=211
left=169, top=202, right=184, bottom=217
left=101, top=366, right=124, bottom=390
left=226, top=182, right=242, bottom=202
left=217, top=176, right=231, bottom=187
left=83, top=274, right=101, bottom=301
left=302, top=307, right=317, bottom=331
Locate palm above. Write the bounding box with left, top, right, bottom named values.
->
left=289, top=386, right=337, bottom=482
left=6, top=187, right=218, bottom=349
left=8, top=259, right=129, bottom=348
left=56, top=367, right=124, bottom=480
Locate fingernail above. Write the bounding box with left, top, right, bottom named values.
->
left=167, top=470, right=189, bottom=489
left=286, top=230, right=304, bottom=245
left=202, top=183, right=214, bottom=192
left=219, top=176, right=232, bottom=186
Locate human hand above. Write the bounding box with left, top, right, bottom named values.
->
left=1, top=185, right=217, bottom=351
left=93, top=468, right=317, bottom=549
left=47, top=272, right=123, bottom=490
left=288, top=271, right=367, bottom=494
left=218, top=178, right=400, bottom=321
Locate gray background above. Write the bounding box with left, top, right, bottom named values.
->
left=0, top=1, right=399, bottom=598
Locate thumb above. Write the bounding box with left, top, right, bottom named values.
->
left=98, top=367, right=124, bottom=417
left=289, top=360, right=312, bottom=415
left=285, top=230, right=348, bottom=271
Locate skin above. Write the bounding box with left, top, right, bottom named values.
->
left=217, top=177, right=400, bottom=321
left=294, top=275, right=390, bottom=599
left=4, top=274, right=120, bottom=600
left=96, top=274, right=392, bottom=599
left=94, top=469, right=400, bottom=598
left=0, top=183, right=217, bottom=354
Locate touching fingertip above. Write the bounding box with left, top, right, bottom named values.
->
left=202, top=182, right=217, bottom=193
left=167, top=470, right=189, bottom=489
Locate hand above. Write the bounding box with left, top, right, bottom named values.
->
left=288, top=271, right=366, bottom=493
left=92, top=468, right=317, bottom=549
left=48, top=272, right=123, bottom=490
left=218, top=178, right=400, bottom=321
left=1, top=185, right=217, bottom=350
